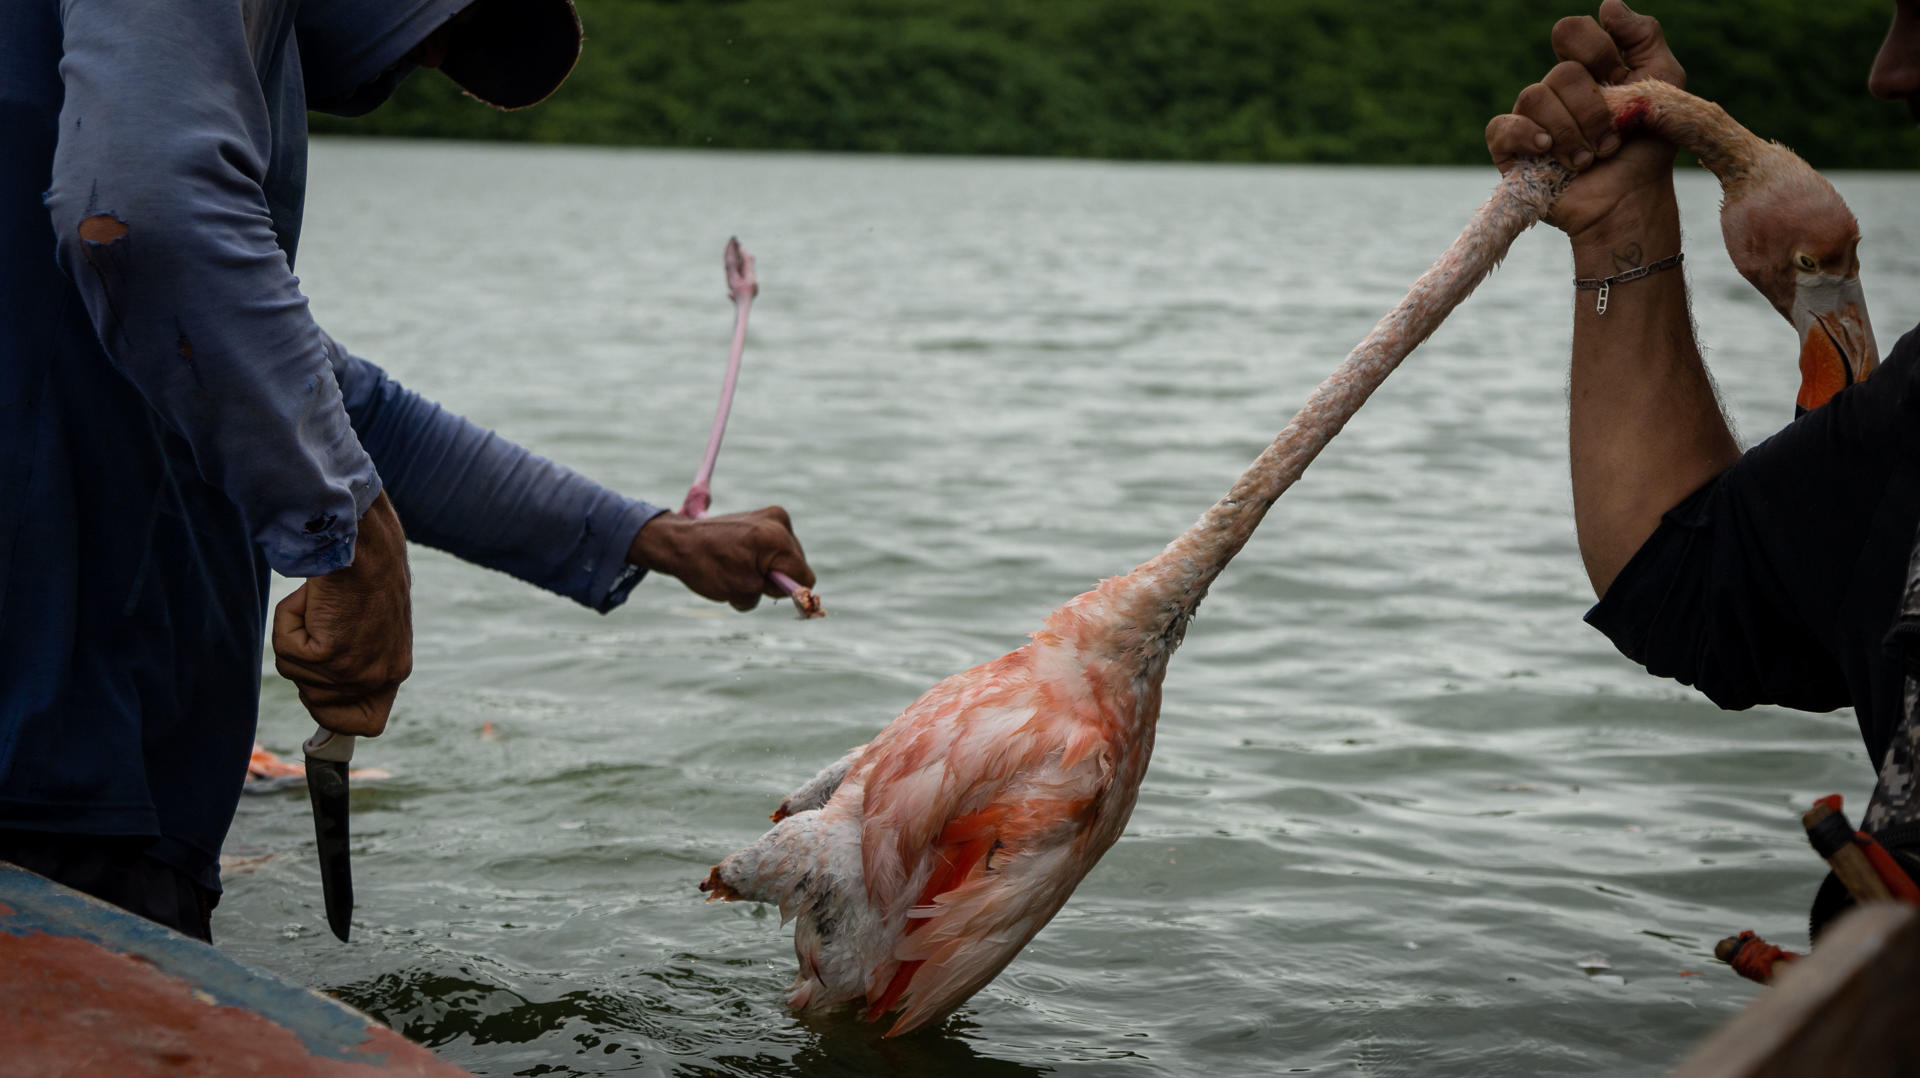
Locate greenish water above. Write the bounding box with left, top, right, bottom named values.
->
left=222, top=140, right=1920, bottom=1075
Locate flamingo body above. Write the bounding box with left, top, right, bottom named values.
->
left=704, top=572, right=1174, bottom=1035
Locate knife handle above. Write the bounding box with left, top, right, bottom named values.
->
left=303, top=726, right=356, bottom=763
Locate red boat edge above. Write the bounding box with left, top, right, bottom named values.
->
left=0, top=862, right=470, bottom=1077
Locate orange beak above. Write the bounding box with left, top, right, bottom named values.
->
left=1793, top=277, right=1878, bottom=417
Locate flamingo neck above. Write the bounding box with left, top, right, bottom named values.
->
left=1600, top=81, right=1777, bottom=196
left=1073, top=81, right=1779, bottom=667
left=1054, top=160, right=1571, bottom=667
left=1037, top=81, right=1801, bottom=679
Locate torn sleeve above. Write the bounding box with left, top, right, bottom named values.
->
left=327, top=339, right=665, bottom=613
left=45, top=0, right=378, bottom=577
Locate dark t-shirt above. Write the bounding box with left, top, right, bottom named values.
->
left=1587, top=323, right=1920, bottom=770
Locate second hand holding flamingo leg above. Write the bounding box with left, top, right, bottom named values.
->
left=680, top=237, right=823, bottom=618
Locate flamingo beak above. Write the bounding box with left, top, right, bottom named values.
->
left=1792, top=276, right=1878, bottom=418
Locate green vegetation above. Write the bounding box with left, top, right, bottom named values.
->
left=314, top=0, right=1915, bottom=168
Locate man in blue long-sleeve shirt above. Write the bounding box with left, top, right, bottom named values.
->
left=0, top=0, right=814, bottom=941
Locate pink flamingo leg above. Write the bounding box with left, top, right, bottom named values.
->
left=680, top=244, right=753, bottom=518
left=682, top=238, right=824, bottom=618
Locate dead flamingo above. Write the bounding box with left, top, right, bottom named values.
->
left=699, top=82, right=1875, bottom=1036
left=681, top=237, right=822, bottom=618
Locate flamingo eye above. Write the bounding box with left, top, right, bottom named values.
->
left=1794, top=252, right=1818, bottom=273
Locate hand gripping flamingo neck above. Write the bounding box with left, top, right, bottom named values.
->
left=1065, top=158, right=1572, bottom=665
left=1599, top=81, right=1772, bottom=195
left=1076, top=81, right=1789, bottom=667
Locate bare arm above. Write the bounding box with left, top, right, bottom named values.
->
left=1487, top=1, right=1739, bottom=596
left=1565, top=192, right=1737, bottom=595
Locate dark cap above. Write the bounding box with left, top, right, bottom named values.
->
left=440, top=0, right=584, bottom=111
left=300, top=0, right=582, bottom=116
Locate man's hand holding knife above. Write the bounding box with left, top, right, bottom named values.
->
left=273, top=490, right=415, bottom=738
left=271, top=490, right=414, bottom=942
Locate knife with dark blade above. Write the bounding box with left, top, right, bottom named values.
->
left=303, top=726, right=356, bottom=942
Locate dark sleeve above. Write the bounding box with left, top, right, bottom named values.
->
left=1587, top=325, right=1920, bottom=712
left=46, top=0, right=380, bottom=576
left=327, top=339, right=665, bottom=613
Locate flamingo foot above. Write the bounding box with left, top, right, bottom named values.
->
left=767, top=570, right=823, bottom=618
left=788, top=586, right=824, bottom=619
left=725, top=236, right=758, bottom=303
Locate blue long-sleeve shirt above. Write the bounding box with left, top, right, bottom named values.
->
left=0, top=0, right=661, bottom=892
left=328, top=337, right=659, bottom=612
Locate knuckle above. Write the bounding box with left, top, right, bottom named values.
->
left=1544, top=60, right=1590, bottom=88
left=1550, top=15, right=1598, bottom=51
left=1613, top=12, right=1664, bottom=49
left=305, top=684, right=352, bottom=708
left=272, top=635, right=317, bottom=663
left=1484, top=114, right=1525, bottom=146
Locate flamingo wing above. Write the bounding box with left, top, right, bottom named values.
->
left=851, top=647, right=1119, bottom=1034
left=865, top=788, right=1106, bottom=1035
left=856, top=649, right=1114, bottom=901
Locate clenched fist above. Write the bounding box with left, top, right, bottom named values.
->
left=272, top=491, right=413, bottom=736
left=629, top=507, right=814, bottom=611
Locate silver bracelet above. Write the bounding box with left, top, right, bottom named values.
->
left=1573, top=252, right=1684, bottom=314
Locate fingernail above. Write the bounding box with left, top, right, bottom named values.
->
left=1534, top=133, right=1552, bottom=150
left=1599, top=134, right=1621, bottom=155
left=1573, top=149, right=1595, bottom=168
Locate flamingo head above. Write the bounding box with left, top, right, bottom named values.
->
left=1718, top=152, right=1879, bottom=416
